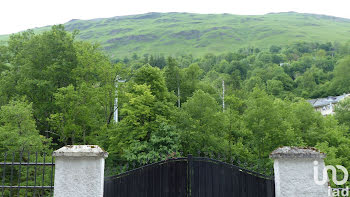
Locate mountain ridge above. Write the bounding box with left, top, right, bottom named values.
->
left=1, top=12, right=350, bottom=58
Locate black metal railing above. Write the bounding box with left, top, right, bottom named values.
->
left=0, top=151, right=55, bottom=197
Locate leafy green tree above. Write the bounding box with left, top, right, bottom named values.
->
left=286, top=55, right=313, bottom=78
left=269, top=45, right=281, bottom=53
left=199, top=53, right=217, bottom=72
left=335, top=98, right=350, bottom=128
left=134, top=64, right=169, bottom=101
left=177, top=90, right=229, bottom=154
left=243, top=88, right=301, bottom=160
left=6, top=25, right=78, bottom=133
left=164, top=57, right=182, bottom=106
left=295, top=66, right=327, bottom=98
left=73, top=41, right=121, bottom=125
left=149, top=55, right=166, bottom=68
left=0, top=100, right=49, bottom=152
left=0, top=46, right=9, bottom=73
left=266, top=80, right=284, bottom=96
left=331, top=56, right=350, bottom=95
left=109, top=82, right=175, bottom=155
left=0, top=70, right=17, bottom=106
left=314, top=55, right=335, bottom=72
left=223, top=94, right=245, bottom=141
left=243, top=76, right=265, bottom=91
left=202, top=70, right=231, bottom=101
left=48, top=84, right=97, bottom=145
left=181, top=63, right=203, bottom=102
left=338, top=41, right=350, bottom=56
left=213, top=59, right=229, bottom=73
left=123, top=122, right=181, bottom=164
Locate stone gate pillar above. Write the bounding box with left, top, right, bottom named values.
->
left=270, top=146, right=329, bottom=197
left=53, top=145, right=108, bottom=197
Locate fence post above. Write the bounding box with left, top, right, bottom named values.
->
left=270, top=146, right=329, bottom=197
left=187, top=154, right=194, bottom=197
left=52, top=145, right=108, bottom=197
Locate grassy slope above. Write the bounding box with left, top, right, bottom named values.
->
left=1, top=12, right=350, bottom=58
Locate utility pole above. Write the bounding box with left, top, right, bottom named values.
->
left=177, top=72, right=181, bottom=108
left=222, top=80, right=225, bottom=112
left=114, top=76, right=126, bottom=123
left=177, top=85, right=181, bottom=108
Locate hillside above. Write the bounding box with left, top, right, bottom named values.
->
left=1, top=12, right=350, bottom=58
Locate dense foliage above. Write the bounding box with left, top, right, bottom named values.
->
left=1, top=26, right=350, bottom=185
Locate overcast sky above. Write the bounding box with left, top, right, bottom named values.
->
left=1, top=0, right=349, bottom=35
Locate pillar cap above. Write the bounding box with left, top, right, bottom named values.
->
left=270, top=146, right=326, bottom=159
left=53, top=145, right=108, bottom=158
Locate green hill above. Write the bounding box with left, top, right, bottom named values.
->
left=1, top=12, right=350, bottom=58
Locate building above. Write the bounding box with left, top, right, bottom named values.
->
left=307, top=93, right=350, bottom=116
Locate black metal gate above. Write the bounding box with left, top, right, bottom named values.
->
left=104, top=155, right=275, bottom=197
left=190, top=156, right=274, bottom=197
left=0, top=151, right=55, bottom=197
left=104, top=158, right=188, bottom=197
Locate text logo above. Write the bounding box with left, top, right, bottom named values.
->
left=314, top=160, right=348, bottom=186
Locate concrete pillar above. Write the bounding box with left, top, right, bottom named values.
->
left=270, top=146, right=329, bottom=197
left=53, top=145, right=108, bottom=197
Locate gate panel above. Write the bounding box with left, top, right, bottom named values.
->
left=104, top=159, right=188, bottom=197
left=191, top=158, right=275, bottom=197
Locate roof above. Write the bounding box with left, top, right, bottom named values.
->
left=270, top=146, right=326, bottom=159
left=307, top=94, right=350, bottom=108
left=52, top=145, right=108, bottom=158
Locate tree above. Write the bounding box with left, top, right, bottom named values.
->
left=181, top=63, right=203, bottom=102
left=177, top=90, right=229, bottom=154
left=295, top=66, right=327, bottom=98
left=164, top=57, right=182, bottom=107
left=332, top=56, right=350, bottom=95
left=0, top=46, right=9, bottom=73
left=224, top=94, right=245, bottom=142
left=269, top=45, right=281, bottom=53
left=149, top=55, right=166, bottom=68
left=108, top=83, right=175, bottom=155
left=243, top=88, right=300, bottom=161
left=0, top=70, right=17, bottom=106
left=0, top=100, right=49, bottom=152
left=2, top=26, right=122, bottom=147
left=73, top=41, right=121, bottom=125
left=6, top=25, right=78, bottom=133
left=199, top=53, right=217, bottom=72
left=335, top=98, right=350, bottom=128
left=123, top=122, right=181, bottom=164
left=131, top=53, right=139, bottom=60
left=266, top=80, right=284, bottom=96
left=213, top=59, right=229, bottom=73
left=134, top=64, right=169, bottom=101
left=243, top=76, right=265, bottom=91
left=48, top=84, right=97, bottom=145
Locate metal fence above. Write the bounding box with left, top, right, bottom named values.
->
left=104, top=155, right=275, bottom=197
left=0, top=151, right=55, bottom=197
left=0, top=149, right=274, bottom=197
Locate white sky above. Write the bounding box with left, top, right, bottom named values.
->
left=1, top=0, right=350, bottom=35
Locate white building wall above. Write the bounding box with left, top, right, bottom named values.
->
left=317, top=104, right=334, bottom=116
